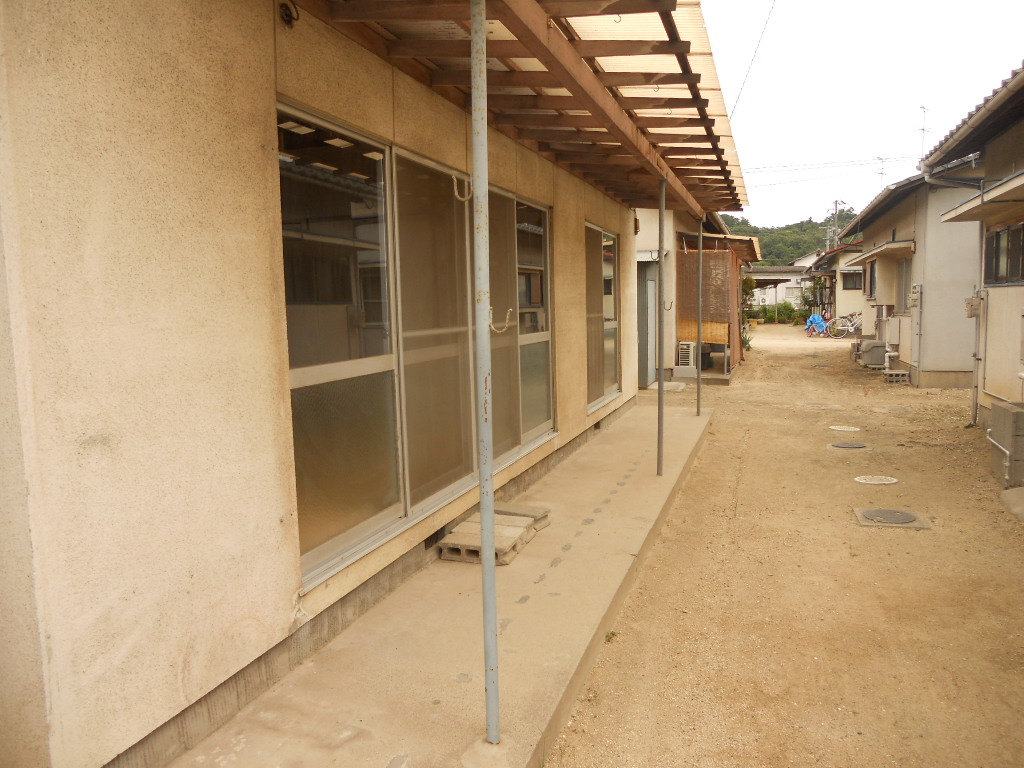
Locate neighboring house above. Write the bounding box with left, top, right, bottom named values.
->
left=809, top=241, right=865, bottom=320
left=838, top=159, right=982, bottom=387
left=0, top=4, right=747, bottom=768
left=635, top=211, right=758, bottom=385
left=919, top=63, right=1024, bottom=473
left=746, top=264, right=809, bottom=309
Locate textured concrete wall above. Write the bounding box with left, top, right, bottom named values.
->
left=2, top=4, right=640, bottom=765
left=0, top=3, right=300, bottom=766
left=0, top=35, right=51, bottom=759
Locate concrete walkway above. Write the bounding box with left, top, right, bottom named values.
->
left=168, top=400, right=711, bottom=768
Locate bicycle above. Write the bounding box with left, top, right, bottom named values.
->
left=826, top=311, right=863, bottom=339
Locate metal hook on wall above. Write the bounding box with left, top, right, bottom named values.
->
left=489, top=307, right=514, bottom=334
left=452, top=175, right=473, bottom=202
left=614, top=13, right=622, bottom=22
left=663, top=300, right=674, bottom=311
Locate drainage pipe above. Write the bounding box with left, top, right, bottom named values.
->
left=987, top=429, right=1011, bottom=486
left=970, top=286, right=983, bottom=425
left=657, top=179, right=666, bottom=476
left=884, top=349, right=898, bottom=371
left=697, top=217, right=704, bottom=416
left=470, top=0, right=500, bottom=744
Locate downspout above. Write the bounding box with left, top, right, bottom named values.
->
left=470, top=0, right=500, bottom=744
left=696, top=217, right=704, bottom=416
left=971, top=286, right=984, bottom=425
left=657, top=179, right=666, bottom=476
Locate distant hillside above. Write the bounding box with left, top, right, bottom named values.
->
left=722, top=209, right=857, bottom=265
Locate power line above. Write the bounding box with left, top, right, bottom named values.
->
left=744, top=156, right=917, bottom=174
left=729, top=0, right=777, bottom=119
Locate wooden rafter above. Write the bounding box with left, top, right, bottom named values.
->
left=387, top=39, right=689, bottom=59
left=330, top=0, right=679, bottom=22
left=431, top=69, right=700, bottom=88
left=483, top=94, right=707, bottom=110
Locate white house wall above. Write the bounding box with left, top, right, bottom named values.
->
left=981, top=287, right=1024, bottom=405
left=917, top=186, right=979, bottom=379
left=0, top=5, right=640, bottom=767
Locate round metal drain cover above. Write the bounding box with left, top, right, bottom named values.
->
left=830, top=425, right=861, bottom=432
left=854, top=475, right=899, bottom=485
left=863, top=509, right=917, bottom=524
left=832, top=442, right=867, bottom=449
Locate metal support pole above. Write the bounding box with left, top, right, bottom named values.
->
left=470, top=0, right=500, bottom=744
left=657, top=179, right=666, bottom=476
left=696, top=218, right=704, bottom=416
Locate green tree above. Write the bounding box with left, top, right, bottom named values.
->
left=722, top=207, right=859, bottom=265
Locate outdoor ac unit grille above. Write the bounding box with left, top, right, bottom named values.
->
left=677, top=342, right=697, bottom=367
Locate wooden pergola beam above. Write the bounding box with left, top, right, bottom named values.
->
left=635, top=115, right=711, bottom=129
left=387, top=38, right=690, bottom=59
left=644, top=133, right=714, bottom=144
left=431, top=69, right=700, bottom=88
left=492, top=113, right=608, bottom=128
left=484, top=94, right=707, bottom=110
left=495, top=0, right=702, bottom=214
left=330, top=0, right=678, bottom=22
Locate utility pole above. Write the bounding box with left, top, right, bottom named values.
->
left=824, top=200, right=846, bottom=251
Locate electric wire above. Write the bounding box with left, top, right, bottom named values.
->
left=729, top=0, right=777, bottom=118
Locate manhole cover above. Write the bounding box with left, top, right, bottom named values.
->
left=832, top=442, right=867, bottom=449
left=854, top=475, right=899, bottom=485
left=863, top=509, right=917, bottom=524
left=830, top=425, right=861, bottom=432
left=854, top=508, right=930, bottom=529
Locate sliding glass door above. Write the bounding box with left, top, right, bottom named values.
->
left=394, top=156, right=475, bottom=506
left=277, top=111, right=402, bottom=578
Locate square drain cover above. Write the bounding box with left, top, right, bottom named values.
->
left=854, top=508, right=930, bottom=529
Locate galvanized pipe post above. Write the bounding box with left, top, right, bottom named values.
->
left=470, top=0, right=501, bottom=744
left=657, top=179, right=666, bottom=476
left=696, top=218, right=703, bottom=416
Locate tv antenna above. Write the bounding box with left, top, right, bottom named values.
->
left=918, top=106, right=930, bottom=158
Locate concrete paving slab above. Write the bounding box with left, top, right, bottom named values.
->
left=167, top=402, right=711, bottom=768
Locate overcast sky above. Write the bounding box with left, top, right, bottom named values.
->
left=702, top=0, right=1024, bottom=228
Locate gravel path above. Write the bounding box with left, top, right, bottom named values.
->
left=546, top=324, right=1024, bottom=768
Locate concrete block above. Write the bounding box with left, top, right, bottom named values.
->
left=494, top=503, right=551, bottom=531
left=439, top=519, right=533, bottom=565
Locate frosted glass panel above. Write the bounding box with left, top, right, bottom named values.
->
left=586, top=226, right=619, bottom=402
left=603, top=328, right=618, bottom=392
left=586, top=227, right=606, bottom=403
left=520, top=340, right=551, bottom=435
left=489, top=193, right=521, bottom=457
left=396, top=156, right=474, bottom=505
left=291, top=372, right=400, bottom=554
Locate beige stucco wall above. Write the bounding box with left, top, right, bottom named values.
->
left=0, top=3, right=301, bottom=766
left=0, top=132, right=51, bottom=767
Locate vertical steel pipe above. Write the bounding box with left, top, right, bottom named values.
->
left=470, top=0, right=500, bottom=744
left=657, top=179, right=666, bottom=476
left=696, top=218, right=703, bottom=416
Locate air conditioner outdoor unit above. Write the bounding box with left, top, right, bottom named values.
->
left=677, top=341, right=697, bottom=367
left=674, top=341, right=697, bottom=378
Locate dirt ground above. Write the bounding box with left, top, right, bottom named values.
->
left=546, top=323, right=1024, bottom=768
